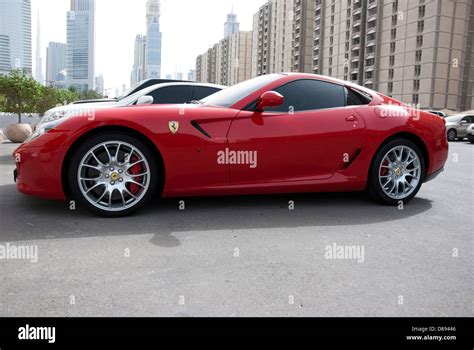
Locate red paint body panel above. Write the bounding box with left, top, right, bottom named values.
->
left=13, top=74, right=448, bottom=201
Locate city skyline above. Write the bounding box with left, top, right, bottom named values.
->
left=30, top=0, right=265, bottom=96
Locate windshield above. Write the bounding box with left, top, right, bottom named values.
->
left=201, top=74, right=283, bottom=108
left=445, top=115, right=464, bottom=123
left=118, top=84, right=165, bottom=106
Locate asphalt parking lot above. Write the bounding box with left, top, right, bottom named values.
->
left=0, top=141, right=472, bottom=317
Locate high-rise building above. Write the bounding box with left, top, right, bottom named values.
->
left=251, top=0, right=314, bottom=76
left=0, top=0, right=32, bottom=75
left=95, top=74, right=104, bottom=96
left=251, top=1, right=273, bottom=77
left=311, top=0, right=473, bottom=111
left=187, top=69, right=196, bottom=81
left=224, top=11, right=240, bottom=38
left=34, top=11, right=44, bottom=84
left=228, top=31, right=253, bottom=85
left=130, top=34, right=147, bottom=85
left=66, top=0, right=95, bottom=91
left=46, top=42, right=66, bottom=87
left=196, top=31, right=252, bottom=86
left=250, top=0, right=473, bottom=111
left=146, top=0, right=162, bottom=78
left=0, top=35, right=11, bottom=75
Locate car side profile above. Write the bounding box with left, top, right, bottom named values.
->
left=71, top=78, right=191, bottom=105
left=13, top=73, right=449, bottom=217
left=445, top=114, right=474, bottom=141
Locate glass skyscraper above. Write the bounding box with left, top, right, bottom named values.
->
left=146, top=0, right=162, bottom=79
left=66, top=0, right=95, bottom=91
left=0, top=0, right=32, bottom=75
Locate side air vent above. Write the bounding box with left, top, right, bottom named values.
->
left=191, top=121, right=211, bottom=139
left=342, top=148, right=362, bottom=169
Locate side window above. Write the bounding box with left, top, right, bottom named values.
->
left=266, top=79, right=346, bottom=113
left=193, top=87, right=221, bottom=101
left=346, top=88, right=372, bottom=106
left=150, top=86, right=193, bottom=104
left=461, top=116, right=472, bottom=123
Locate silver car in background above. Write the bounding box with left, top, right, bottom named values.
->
left=445, top=114, right=474, bottom=141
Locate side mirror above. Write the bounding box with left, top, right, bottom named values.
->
left=459, top=120, right=468, bottom=125
left=136, top=95, right=154, bottom=106
left=256, top=91, right=284, bottom=112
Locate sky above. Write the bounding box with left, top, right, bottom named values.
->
left=31, top=0, right=267, bottom=97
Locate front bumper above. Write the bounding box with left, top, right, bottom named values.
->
left=13, top=136, right=68, bottom=201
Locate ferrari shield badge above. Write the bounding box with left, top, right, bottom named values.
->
left=168, top=121, right=179, bottom=134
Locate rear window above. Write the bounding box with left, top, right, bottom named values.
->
left=346, top=88, right=372, bottom=105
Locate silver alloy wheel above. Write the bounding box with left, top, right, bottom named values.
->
left=77, top=141, right=151, bottom=212
left=378, top=145, right=421, bottom=200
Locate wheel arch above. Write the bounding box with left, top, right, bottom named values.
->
left=61, top=125, right=165, bottom=198
left=369, top=132, right=430, bottom=182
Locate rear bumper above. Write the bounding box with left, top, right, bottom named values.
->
left=425, top=167, right=444, bottom=183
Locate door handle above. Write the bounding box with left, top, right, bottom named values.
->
left=346, top=115, right=358, bottom=122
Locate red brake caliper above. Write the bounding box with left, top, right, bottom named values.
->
left=128, top=155, right=143, bottom=195
left=381, top=159, right=389, bottom=177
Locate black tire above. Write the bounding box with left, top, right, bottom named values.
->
left=367, top=138, right=426, bottom=206
left=68, top=132, right=158, bottom=217
left=447, top=129, right=457, bottom=142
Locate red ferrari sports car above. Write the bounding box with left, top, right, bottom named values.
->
left=13, top=73, right=448, bottom=217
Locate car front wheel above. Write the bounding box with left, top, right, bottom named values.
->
left=69, top=133, right=158, bottom=217
left=367, top=139, right=425, bottom=205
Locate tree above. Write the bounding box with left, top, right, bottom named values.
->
left=78, top=89, right=102, bottom=101
left=0, top=69, right=42, bottom=123
left=35, top=86, right=60, bottom=116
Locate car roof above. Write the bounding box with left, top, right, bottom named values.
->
left=146, top=82, right=226, bottom=89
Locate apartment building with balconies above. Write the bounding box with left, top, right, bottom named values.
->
left=252, top=0, right=314, bottom=75
left=196, top=31, right=252, bottom=86
left=252, top=1, right=273, bottom=77
left=378, top=0, right=473, bottom=111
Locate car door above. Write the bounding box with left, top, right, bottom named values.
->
left=149, top=85, right=193, bottom=104
left=227, top=79, right=367, bottom=185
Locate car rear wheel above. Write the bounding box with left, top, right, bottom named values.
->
left=367, top=139, right=425, bottom=205
left=447, top=129, right=457, bottom=142
left=69, top=133, right=158, bottom=217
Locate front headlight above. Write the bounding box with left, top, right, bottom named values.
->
left=40, top=110, right=68, bottom=124
left=24, top=118, right=65, bottom=143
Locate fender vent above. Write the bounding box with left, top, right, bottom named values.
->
left=342, top=148, right=362, bottom=169
left=191, top=121, right=211, bottom=139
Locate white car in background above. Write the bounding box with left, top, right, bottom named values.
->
left=40, top=82, right=224, bottom=125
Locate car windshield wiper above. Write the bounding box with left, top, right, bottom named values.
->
left=190, top=100, right=203, bottom=104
